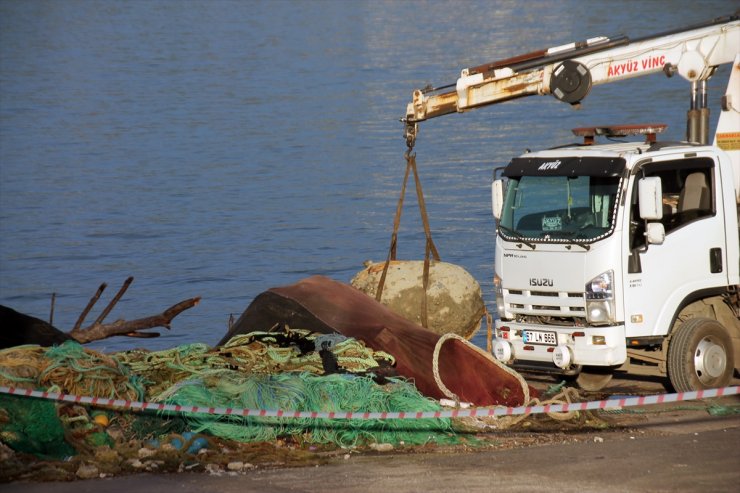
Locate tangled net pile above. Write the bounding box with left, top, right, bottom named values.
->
left=159, top=370, right=454, bottom=447
left=0, top=328, right=460, bottom=459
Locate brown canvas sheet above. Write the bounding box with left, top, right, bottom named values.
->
left=218, top=275, right=535, bottom=407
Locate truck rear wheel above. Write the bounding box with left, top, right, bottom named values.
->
left=667, top=318, right=734, bottom=392
left=575, top=366, right=613, bottom=391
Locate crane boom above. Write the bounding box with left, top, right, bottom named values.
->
left=404, top=13, right=740, bottom=131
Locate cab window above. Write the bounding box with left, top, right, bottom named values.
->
left=630, top=157, right=714, bottom=251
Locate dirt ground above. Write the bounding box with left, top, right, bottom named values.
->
left=2, top=372, right=739, bottom=491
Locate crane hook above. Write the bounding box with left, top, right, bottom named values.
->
left=404, top=121, right=418, bottom=152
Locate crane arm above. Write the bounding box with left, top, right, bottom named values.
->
left=404, top=13, right=739, bottom=126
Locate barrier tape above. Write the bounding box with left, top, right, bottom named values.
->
left=0, top=385, right=737, bottom=420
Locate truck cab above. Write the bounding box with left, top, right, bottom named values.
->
left=491, top=129, right=740, bottom=391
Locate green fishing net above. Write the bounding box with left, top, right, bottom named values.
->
left=0, top=394, right=76, bottom=459
left=159, top=370, right=460, bottom=447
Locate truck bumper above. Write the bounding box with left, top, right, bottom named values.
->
left=493, top=321, right=628, bottom=369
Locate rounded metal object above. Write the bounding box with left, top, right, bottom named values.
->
left=550, top=60, right=592, bottom=104
left=693, top=335, right=727, bottom=383
left=667, top=317, right=734, bottom=392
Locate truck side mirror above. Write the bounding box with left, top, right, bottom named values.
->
left=638, top=177, right=663, bottom=220
left=492, top=179, right=504, bottom=220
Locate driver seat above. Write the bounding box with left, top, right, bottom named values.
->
left=678, top=172, right=709, bottom=212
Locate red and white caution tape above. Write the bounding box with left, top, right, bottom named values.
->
left=1, top=385, right=737, bottom=420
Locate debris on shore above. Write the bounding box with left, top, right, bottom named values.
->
left=0, top=275, right=646, bottom=483
left=0, top=327, right=465, bottom=482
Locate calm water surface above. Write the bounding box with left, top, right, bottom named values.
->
left=0, top=0, right=733, bottom=351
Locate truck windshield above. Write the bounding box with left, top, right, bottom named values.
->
left=499, top=175, right=621, bottom=242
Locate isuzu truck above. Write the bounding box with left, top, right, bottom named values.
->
left=403, top=13, right=739, bottom=391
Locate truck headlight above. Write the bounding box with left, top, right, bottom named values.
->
left=585, top=270, right=615, bottom=324
left=494, top=273, right=506, bottom=318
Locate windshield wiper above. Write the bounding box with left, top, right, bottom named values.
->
left=497, top=224, right=536, bottom=250
left=562, top=237, right=591, bottom=251
left=559, top=230, right=591, bottom=251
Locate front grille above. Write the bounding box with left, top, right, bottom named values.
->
left=504, top=289, right=585, bottom=317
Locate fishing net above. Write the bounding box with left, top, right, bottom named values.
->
left=117, top=328, right=395, bottom=399
left=0, top=394, right=76, bottom=459
left=0, top=342, right=137, bottom=459
left=158, top=370, right=457, bottom=447
left=0, top=341, right=144, bottom=400
left=39, top=341, right=145, bottom=401
left=0, top=329, right=456, bottom=456
left=0, top=345, right=48, bottom=389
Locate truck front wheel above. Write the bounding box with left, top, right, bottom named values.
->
left=667, top=318, right=734, bottom=392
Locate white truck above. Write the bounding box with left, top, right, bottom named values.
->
left=404, top=13, right=740, bottom=391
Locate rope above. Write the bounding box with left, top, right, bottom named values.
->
left=485, top=309, right=494, bottom=353
left=376, top=147, right=440, bottom=328
left=431, top=333, right=586, bottom=427
left=116, top=330, right=397, bottom=400
left=431, top=333, right=530, bottom=405
left=39, top=341, right=143, bottom=401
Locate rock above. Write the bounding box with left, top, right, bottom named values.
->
left=125, top=458, right=144, bottom=469
left=105, top=425, right=125, bottom=442
left=0, top=442, right=15, bottom=461
left=351, top=260, right=485, bottom=338
left=227, top=461, right=243, bottom=471
left=94, top=446, right=119, bottom=463
left=145, top=460, right=163, bottom=471
left=138, top=447, right=157, bottom=459
left=76, top=463, right=99, bottom=479
left=369, top=443, right=394, bottom=452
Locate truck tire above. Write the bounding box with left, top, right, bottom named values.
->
left=667, top=318, right=734, bottom=392
left=575, top=366, right=613, bottom=391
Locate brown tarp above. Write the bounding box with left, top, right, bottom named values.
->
left=218, top=275, right=536, bottom=407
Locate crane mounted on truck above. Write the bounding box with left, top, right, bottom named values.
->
left=403, top=13, right=740, bottom=391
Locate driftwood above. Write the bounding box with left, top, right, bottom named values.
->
left=1, top=277, right=200, bottom=348
left=68, top=297, right=201, bottom=343
left=67, top=277, right=200, bottom=343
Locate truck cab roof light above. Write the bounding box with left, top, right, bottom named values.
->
left=572, top=123, right=667, bottom=145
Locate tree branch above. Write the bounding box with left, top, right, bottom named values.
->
left=94, top=276, right=133, bottom=325
left=73, top=282, right=107, bottom=331
left=68, top=297, right=201, bottom=344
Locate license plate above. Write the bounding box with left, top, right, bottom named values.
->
left=523, top=330, right=557, bottom=345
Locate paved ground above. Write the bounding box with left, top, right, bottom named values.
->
left=4, top=413, right=738, bottom=493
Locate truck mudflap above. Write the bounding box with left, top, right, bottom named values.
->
left=492, top=322, right=628, bottom=370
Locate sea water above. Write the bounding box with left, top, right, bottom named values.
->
left=0, top=0, right=732, bottom=351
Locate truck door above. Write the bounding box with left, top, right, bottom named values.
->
left=623, top=155, right=728, bottom=337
